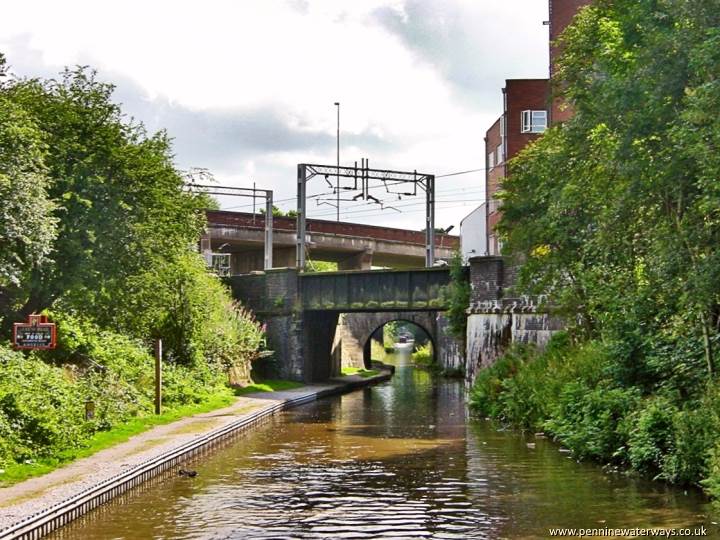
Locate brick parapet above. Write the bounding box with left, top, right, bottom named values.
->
left=467, top=256, right=545, bottom=313
left=206, top=210, right=459, bottom=249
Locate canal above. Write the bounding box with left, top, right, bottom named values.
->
left=50, top=354, right=714, bottom=539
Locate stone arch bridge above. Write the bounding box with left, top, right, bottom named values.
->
left=228, top=268, right=464, bottom=382
left=333, top=311, right=439, bottom=370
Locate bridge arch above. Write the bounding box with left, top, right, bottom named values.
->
left=332, top=311, right=438, bottom=371
left=363, top=317, right=435, bottom=368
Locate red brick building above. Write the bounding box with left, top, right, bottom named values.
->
left=476, top=0, right=591, bottom=256
left=485, top=79, right=550, bottom=254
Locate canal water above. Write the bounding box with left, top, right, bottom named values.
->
left=50, top=354, right=716, bottom=539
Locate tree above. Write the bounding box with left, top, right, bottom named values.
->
left=261, top=205, right=297, bottom=218
left=2, top=67, right=207, bottom=328
left=0, top=63, right=265, bottom=368
left=0, top=57, right=57, bottom=321
left=498, top=0, right=720, bottom=380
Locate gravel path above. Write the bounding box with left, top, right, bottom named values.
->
left=0, top=383, right=348, bottom=532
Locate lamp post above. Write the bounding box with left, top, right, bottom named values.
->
left=334, top=101, right=340, bottom=221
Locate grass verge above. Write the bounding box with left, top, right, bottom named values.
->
left=233, top=379, right=304, bottom=395
left=1, top=379, right=304, bottom=488
left=341, top=367, right=380, bottom=378
left=0, top=389, right=236, bottom=488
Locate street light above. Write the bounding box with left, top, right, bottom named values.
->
left=334, top=101, right=340, bottom=221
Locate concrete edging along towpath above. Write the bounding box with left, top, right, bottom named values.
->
left=0, top=367, right=393, bottom=540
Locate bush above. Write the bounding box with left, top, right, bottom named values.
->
left=469, top=348, right=524, bottom=419
left=0, top=308, right=244, bottom=469
left=0, top=345, right=85, bottom=467
left=546, top=383, right=639, bottom=463
left=663, top=406, right=717, bottom=485
left=411, top=343, right=434, bottom=367
left=627, top=397, right=676, bottom=476
left=470, top=336, right=613, bottom=430
left=118, top=251, right=265, bottom=371
left=443, top=251, right=470, bottom=339
left=469, top=335, right=720, bottom=496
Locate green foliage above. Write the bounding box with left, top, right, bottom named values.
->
left=0, top=90, right=57, bottom=320
left=261, top=205, right=297, bottom=218
left=0, top=59, right=267, bottom=474
left=411, top=343, right=434, bottom=367
left=383, top=321, right=398, bottom=350
left=499, top=0, right=720, bottom=373
left=371, top=339, right=388, bottom=361
left=443, top=251, right=470, bottom=339
left=0, top=61, right=265, bottom=367
left=470, top=337, right=720, bottom=495
left=0, top=388, right=235, bottom=486
left=0, top=324, right=230, bottom=470
left=306, top=259, right=338, bottom=272
left=340, top=367, right=379, bottom=378
left=547, top=383, right=639, bottom=463
left=473, top=0, right=720, bottom=499
left=1, top=67, right=208, bottom=326
left=115, top=251, right=265, bottom=368
left=233, top=379, right=304, bottom=395
left=0, top=345, right=85, bottom=467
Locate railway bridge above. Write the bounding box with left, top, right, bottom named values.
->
left=228, top=267, right=464, bottom=381
left=205, top=210, right=459, bottom=273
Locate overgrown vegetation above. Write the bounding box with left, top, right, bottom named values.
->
left=411, top=343, right=433, bottom=367
left=443, top=251, right=470, bottom=339
left=305, top=259, right=338, bottom=272
left=371, top=339, right=388, bottom=361
left=0, top=56, right=266, bottom=475
left=471, top=336, right=720, bottom=493
left=261, top=205, right=297, bottom=218
left=475, top=1, right=720, bottom=497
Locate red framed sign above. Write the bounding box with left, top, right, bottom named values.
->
left=13, top=314, right=57, bottom=350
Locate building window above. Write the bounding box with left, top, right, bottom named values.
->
left=488, top=151, right=495, bottom=169
left=496, top=144, right=504, bottom=164
left=521, top=110, right=547, bottom=133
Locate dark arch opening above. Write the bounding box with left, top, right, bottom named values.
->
left=363, top=319, right=435, bottom=369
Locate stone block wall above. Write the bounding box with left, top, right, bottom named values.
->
left=469, top=256, right=505, bottom=302
left=465, top=256, right=565, bottom=385
left=435, top=314, right=465, bottom=374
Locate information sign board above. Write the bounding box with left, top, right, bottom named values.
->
left=13, top=314, right=57, bottom=350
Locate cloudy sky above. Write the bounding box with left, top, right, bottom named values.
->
left=1, top=0, right=549, bottom=231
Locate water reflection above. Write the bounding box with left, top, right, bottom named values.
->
left=49, top=355, right=716, bottom=539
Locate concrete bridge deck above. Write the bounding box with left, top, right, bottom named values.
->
left=205, top=210, right=459, bottom=272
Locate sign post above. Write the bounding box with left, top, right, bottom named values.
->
left=154, top=339, right=162, bottom=415
left=13, top=314, right=57, bottom=350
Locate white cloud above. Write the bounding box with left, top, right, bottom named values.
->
left=1, top=0, right=549, bottom=231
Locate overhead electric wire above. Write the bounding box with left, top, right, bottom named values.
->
left=308, top=185, right=485, bottom=214
left=310, top=198, right=484, bottom=219
left=214, top=166, right=486, bottom=213
left=311, top=201, right=483, bottom=220
left=436, top=167, right=486, bottom=178
left=219, top=186, right=484, bottom=213
left=310, top=197, right=484, bottom=217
